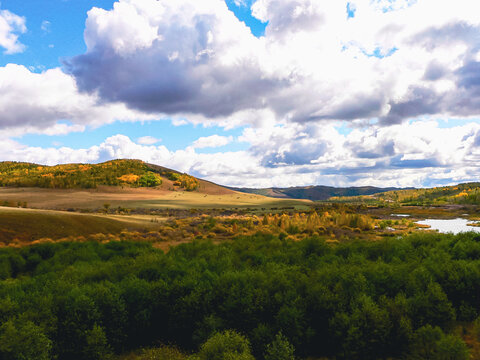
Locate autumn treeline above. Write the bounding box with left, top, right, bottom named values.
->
left=0, top=160, right=162, bottom=189
left=336, top=182, right=480, bottom=206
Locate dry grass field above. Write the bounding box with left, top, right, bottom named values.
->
left=0, top=186, right=312, bottom=210
left=0, top=206, right=166, bottom=244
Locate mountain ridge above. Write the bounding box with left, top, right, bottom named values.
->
left=230, top=185, right=412, bottom=201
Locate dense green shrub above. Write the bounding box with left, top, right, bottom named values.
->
left=0, top=232, right=478, bottom=359
left=191, top=330, right=254, bottom=360
left=264, top=332, right=295, bottom=360
left=138, top=172, right=162, bottom=187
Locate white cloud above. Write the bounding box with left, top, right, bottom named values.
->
left=192, top=135, right=233, bottom=148
left=61, top=0, right=480, bottom=127
left=0, top=9, right=26, bottom=54
left=137, top=136, right=161, bottom=145
left=66, top=0, right=280, bottom=119
left=0, top=64, right=160, bottom=135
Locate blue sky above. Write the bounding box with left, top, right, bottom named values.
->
left=17, top=120, right=247, bottom=153
left=1, top=0, right=480, bottom=188
left=0, top=0, right=115, bottom=70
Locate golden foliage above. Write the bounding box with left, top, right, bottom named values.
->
left=118, top=174, right=140, bottom=183
left=0, top=159, right=165, bottom=189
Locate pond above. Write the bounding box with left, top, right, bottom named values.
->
left=416, top=218, right=480, bottom=234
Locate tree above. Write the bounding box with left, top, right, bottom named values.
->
left=138, top=172, right=162, bottom=187
left=84, top=324, right=112, bottom=360
left=409, top=325, right=469, bottom=360
left=193, top=330, right=254, bottom=360
left=0, top=319, right=52, bottom=360
left=265, top=332, right=295, bottom=360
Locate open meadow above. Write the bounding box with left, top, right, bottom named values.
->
left=0, top=186, right=311, bottom=211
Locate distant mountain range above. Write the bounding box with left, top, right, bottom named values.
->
left=230, top=185, right=408, bottom=201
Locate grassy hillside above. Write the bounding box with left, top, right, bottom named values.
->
left=0, top=159, right=199, bottom=191
left=0, top=207, right=167, bottom=245
left=331, top=182, right=480, bottom=206
left=232, top=185, right=404, bottom=200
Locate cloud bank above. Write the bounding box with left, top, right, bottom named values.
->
left=3, top=119, right=480, bottom=188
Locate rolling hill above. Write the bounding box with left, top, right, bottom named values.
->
left=0, top=159, right=203, bottom=191
left=0, top=160, right=311, bottom=210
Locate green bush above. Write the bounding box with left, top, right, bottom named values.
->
left=138, top=172, right=162, bottom=187
left=410, top=325, right=469, bottom=360
left=264, top=332, right=295, bottom=360
left=192, top=330, right=254, bottom=360
left=0, top=319, right=52, bottom=360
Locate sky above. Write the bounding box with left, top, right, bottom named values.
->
left=1, top=0, right=480, bottom=188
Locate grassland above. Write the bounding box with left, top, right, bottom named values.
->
left=0, top=206, right=167, bottom=245
left=0, top=186, right=311, bottom=211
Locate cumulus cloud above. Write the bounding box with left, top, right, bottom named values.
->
left=65, top=0, right=276, bottom=119
left=61, top=0, right=480, bottom=127
left=0, top=8, right=26, bottom=54
left=192, top=135, right=233, bottom=148
left=237, top=119, right=480, bottom=187
left=0, top=64, right=160, bottom=135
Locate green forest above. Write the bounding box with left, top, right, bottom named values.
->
left=0, top=231, right=479, bottom=359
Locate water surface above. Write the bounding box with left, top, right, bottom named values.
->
left=416, top=218, right=480, bottom=234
